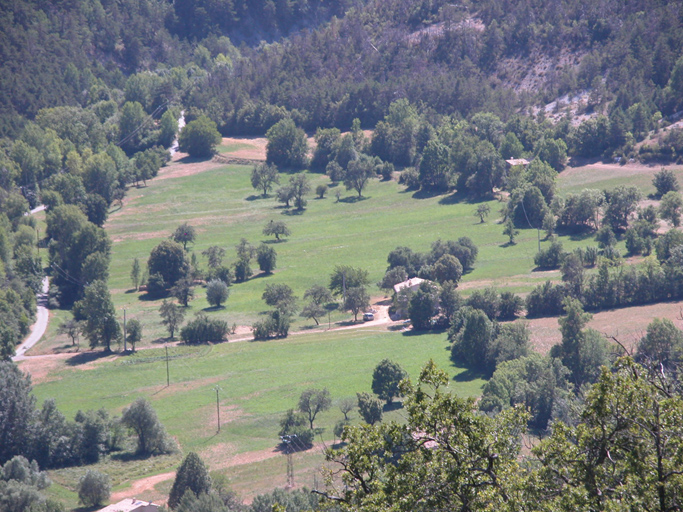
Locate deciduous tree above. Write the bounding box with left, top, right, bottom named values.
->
left=251, top=163, right=280, bottom=197
left=372, top=359, right=408, bottom=404
left=73, top=280, right=121, bottom=352
left=178, top=115, right=221, bottom=158
left=121, top=398, right=175, bottom=456
left=298, top=388, right=331, bottom=429
left=159, top=300, right=185, bottom=339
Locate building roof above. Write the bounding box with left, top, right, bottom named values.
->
left=97, top=499, right=160, bottom=512
left=505, top=158, right=530, bottom=167
left=393, top=277, right=425, bottom=294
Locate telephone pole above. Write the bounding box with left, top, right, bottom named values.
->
left=123, top=309, right=127, bottom=352
left=165, top=345, right=170, bottom=387
left=215, top=386, right=221, bottom=432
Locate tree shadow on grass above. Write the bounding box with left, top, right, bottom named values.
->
left=401, top=327, right=448, bottom=337
left=65, top=350, right=112, bottom=366
left=338, top=320, right=360, bottom=327
left=452, top=367, right=488, bottom=383
left=383, top=401, right=403, bottom=412
left=177, top=155, right=212, bottom=164
left=339, top=195, right=369, bottom=204
left=151, top=336, right=172, bottom=344
left=499, top=241, right=516, bottom=248
left=245, top=194, right=265, bottom=201
left=138, top=291, right=168, bottom=302
left=125, top=288, right=138, bottom=294
left=281, top=208, right=305, bottom=216
left=261, top=239, right=287, bottom=244
left=438, top=190, right=472, bottom=205
left=73, top=506, right=101, bottom=512
left=109, top=451, right=152, bottom=463
left=202, top=305, right=226, bottom=312
left=412, top=188, right=446, bottom=200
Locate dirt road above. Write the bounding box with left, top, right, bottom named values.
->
left=13, top=276, right=49, bottom=361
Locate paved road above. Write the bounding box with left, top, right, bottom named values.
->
left=13, top=276, right=49, bottom=361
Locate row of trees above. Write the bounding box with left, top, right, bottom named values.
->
left=0, top=361, right=175, bottom=469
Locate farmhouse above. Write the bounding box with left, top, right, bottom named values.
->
left=97, top=498, right=160, bottom=512
left=393, top=277, right=425, bottom=295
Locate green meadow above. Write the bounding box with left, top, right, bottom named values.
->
left=100, top=158, right=610, bottom=342
left=28, top=154, right=683, bottom=504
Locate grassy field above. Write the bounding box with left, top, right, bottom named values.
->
left=94, top=156, right=617, bottom=344
left=33, top=327, right=483, bottom=503
left=26, top=150, right=683, bottom=507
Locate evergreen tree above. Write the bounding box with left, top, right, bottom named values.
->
left=168, top=452, right=212, bottom=509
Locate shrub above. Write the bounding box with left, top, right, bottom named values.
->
left=534, top=238, right=566, bottom=269
left=77, top=470, right=110, bottom=507
left=525, top=281, right=567, bottom=318
left=399, top=167, right=420, bottom=189
left=653, top=168, right=679, bottom=198
left=252, top=311, right=290, bottom=340
left=205, top=279, right=229, bottom=308
left=180, top=313, right=228, bottom=344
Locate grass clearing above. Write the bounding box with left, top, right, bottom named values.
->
left=27, top=155, right=683, bottom=507
left=31, top=327, right=482, bottom=502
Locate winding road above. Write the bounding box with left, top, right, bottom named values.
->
left=12, top=276, right=49, bottom=361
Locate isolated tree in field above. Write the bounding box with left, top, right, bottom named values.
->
left=73, top=280, right=121, bottom=351
left=475, top=204, right=491, bottom=223
left=372, top=359, right=408, bottom=404
left=289, top=173, right=311, bottom=210
left=653, top=168, right=679, bottom=198
left=206, top=279, right=229, bottom=308
left=262, top=283, right=297, bottom=315
left=168, top=452, right=212, bottom=509
left=265, top=118, right=309, bottom=169
left=172, top=222, right=196, bottom=250
left=356, top=392, right=382, bottom=425
left=178, top=115, right=221, bottom=158
left=503, top=218, right=518, bottom=245
left=202, top=246, right=225, bottom=269
left=78, top=469, right=110, bottom=507
left=121, top=397, right=175, bottom=456
left=159, top=299, right=185, bottom=338
left=298, top=388, right=332, bottom=429
left=126, top=319, right=142, bottom=352
left=251, top=163, right=280, bottom=197
left=338, top=397, right=356, bottom=420
left=256, top=244, right=277, bottom=274
left=329, top=265, right=370, bottom=297
left=344, top=155, right=375, bottom=197
left=300, top=285, right=334, bottom=325
left=316, top=184, right=328, bottom=198
left=58, top=318, right=83, bottom=346
left=130, top=257, right=141, bottom=290
left=263, top=220, right=290, bottom=242
left=660, top=191, right=683, bottom=227
left=276, top=184, right=295, bottom=208
left=344, top=286, right=371, bottom=322
left=171, top=277, right=195, bottom=307
left=148, top=240, right=190, bottom=291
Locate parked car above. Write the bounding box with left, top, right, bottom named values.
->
left=363, top=312, right=374, bottom=321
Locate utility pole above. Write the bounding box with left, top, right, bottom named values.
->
left=342, top=271, right=346, bottom=303
left=538, top=228, right=541, bottom=253
left=215, top=386, right=221, bottom=432
left=165, top=345, right=170, bottom=387
left=123, top=309, right=127, bottom=352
